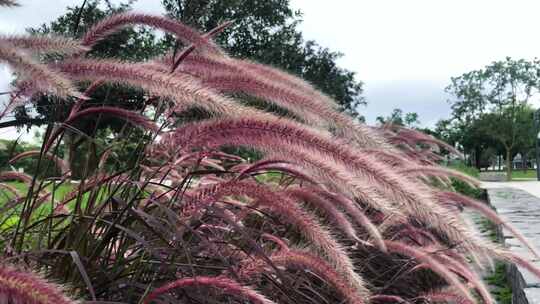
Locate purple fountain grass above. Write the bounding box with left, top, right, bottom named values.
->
left=261, top=233, right=290, bottom=251
left=392, top=224, right=438, bottom=245
left=370, top=294, right=412, bottom=304
left=159, top=118, right=396, bottom=215
left=55, top=58, right=258, bottom=118
left=0, top=187, right=58, bottom=215
left=392, top=142, right=438, bottom=165
left=165, top=116, right=436, bottom=217
left=285, top=187, right=360, bottom=242
left=390, top=226, right=491, bottom=280
left=153, top=51, right=386, bottom=148
left=143, top=276, right=275, bottom=304
left=70, top=80, right=105, bottom=115
left=229, top=56, right=391, bottom=148
left=173, top=53, right=390, bottom=149
left=97, top=147, right=113, bottom=171
left=359, top=148, right=414, bottom=168
left=0, top=90, right=26, bottom=119
left=437, top=191, right=540, bottom=258
left=0, top=182, right=22, bottom=199
left=81, top=13, right=221, bottom=55
left=146, top=151, right=241, bottom=178
left=170, top=21, right=233, bottom=72
left=1, top=12, right=530, bottom=303
left=418, top=148, right=446, bottom=162
left=0, top=265, right=76, bottom=304
left=45, top=106, right=158, bottom=152
left=0, top=171, right=33, bottom=184
left=426, top=248, right=492, bottom=304
left=233, top=159, right=320, bottom=185
left=164, top=116, right=508, bottom=266
left=1, top=35, right=88, bottom=54
left=399, top=166, right=481, bottom=188
left=184, top=65, right=335, bottom=124
left=9, top=150, right=70, bottom=176
left=404, top=200, right=496, bottom=267
left=384, top=240, right=475, bottom=303
left=0, top=43, right=82, bottom=99
left=166, top=117, right=416, bottom=202
left=166, top=117, right=377, bottom=183
left=184, top=180, right=368, bottom=296
left=156, top=53, right=235, bottom=79
left=205, top=151, right=245, bottom=162
left=54, top=173, right=125, bottom=212
left=25, top=191, right=60, bottom=212
left=201, top=158, right=226, bottom=171
left=65, top=106, right=159, bottom=132
left=417, top=290, right=473, bottom=304
left=504, top=253, right=540, bottom=282
left=232, top=159, right=291, bottom=176
left=242, top=249, right=366, bottom=304
left=391, top=126, right=464, bottom=159
left=167, top=52, right=312, bottom=95
left=312, top=188, right=387, bottom=252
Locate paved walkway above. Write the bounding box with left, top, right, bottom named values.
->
left=482, top=181, right=540, bottom=199
left=483, top=184, right=540, bottom=304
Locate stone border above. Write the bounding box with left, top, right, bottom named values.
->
left=487, top=188, right=540, bottom=304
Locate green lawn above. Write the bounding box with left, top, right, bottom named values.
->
left=511, top=169, right=537, bottom=179
left=0, top=181, right=74, bottom=206
left=449, top=163, right=480, bottom=177
left=0, top=181, right=114, bottom=230
left=0, top=181, right=74, bottom=230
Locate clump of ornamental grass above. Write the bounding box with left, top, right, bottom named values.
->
left=1, top=5, right=540, bottom=304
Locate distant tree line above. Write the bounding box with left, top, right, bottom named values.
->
left=436, top=57, right=539, bottom=180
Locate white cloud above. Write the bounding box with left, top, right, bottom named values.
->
left=0, top=0, right=166, bottom=34
left=0, top=0, right=76, bottom=34
left=290, top=0, right=540, bottom=124
left=0, top=66, right=12, bottom=107
left=291, top=0, right=540, bottom=81
left=132, top=0, right=165, bottom=15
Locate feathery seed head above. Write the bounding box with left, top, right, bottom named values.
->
left=0, top=265, right=76, bottom=304
left=143, top=276, right=275, bottom=304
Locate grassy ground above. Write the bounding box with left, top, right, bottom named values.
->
left=511, top=169, right=537, bottom=179
left=474, top=216, right=513, bottom=304
left=0, top=181, right=112, bottom=230
left=485, top=263, right=513, bottom=304
left=452, top=163, right=537, bottom=180
left=449, top=162, right=480, bottom=177
left=0, top=181, right=73, bottom=205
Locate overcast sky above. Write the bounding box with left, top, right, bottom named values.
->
left=2, top=0, right=540, bottom=140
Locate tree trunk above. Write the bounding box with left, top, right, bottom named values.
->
left=523, top=153, right=528, bottom=173
left=63, top=131, right=72, bottom=172
left=474, top=147, right=481, bottom=169
left=63, top=131, right=80, bottom=179
left=506, top=149, right=512, bottom=181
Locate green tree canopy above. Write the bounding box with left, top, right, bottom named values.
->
left=445, top=57, right=540, bottom=178
left=376, top=108, right=420, bottom=128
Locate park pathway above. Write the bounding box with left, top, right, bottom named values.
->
left=482, top=181, right=540, bottom=304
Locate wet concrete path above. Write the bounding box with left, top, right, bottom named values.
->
left=486, top=186, right=540, bottom=304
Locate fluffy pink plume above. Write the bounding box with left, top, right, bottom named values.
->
left=0, top=265, right=76, bottom=304
left=143, top=276, right=275, bottom=304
